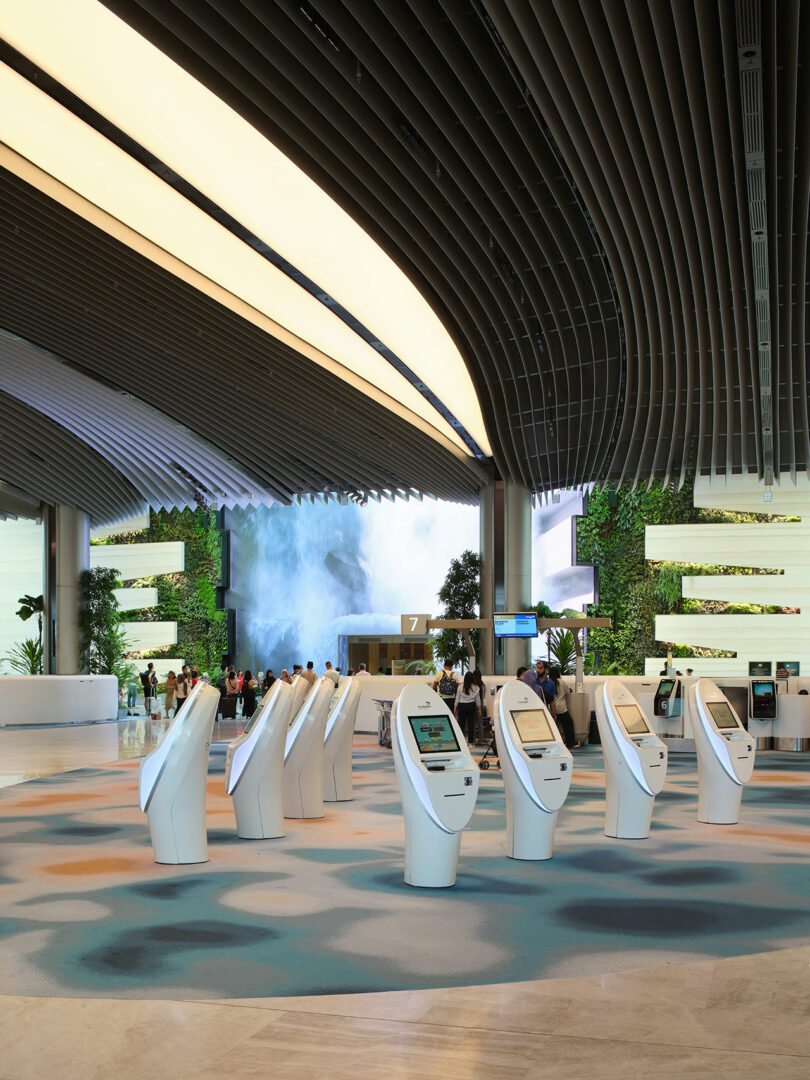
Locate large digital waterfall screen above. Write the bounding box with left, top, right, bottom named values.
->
left=615, top=703, right=650, bottom=735
left=493, top=612, right=538, bottom=638
left=511, top=709, right=554, bottom=744
left=409, top=715, right=460, bottom=754
left=707, top=701, right=740, bottom=729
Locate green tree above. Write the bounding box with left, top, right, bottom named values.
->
left=79, top=567, right=129, bottom=674
left=433, top=550, right=481, bottom=671
left=3, top=638, right=43, bottom=674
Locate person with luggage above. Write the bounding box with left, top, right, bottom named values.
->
left=140, top=663, right=157, bottom=717
left=454, top=671, right=482, bottom=744
left=433, top=660, right=460, bottom=713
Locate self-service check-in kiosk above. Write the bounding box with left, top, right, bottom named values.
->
left=749, top=678, right=776, bottom=750
left=595, top=681, right=668, bottom=838
left=688, top=678, right=755, bottom=824
left=289, top=674, right=310, bottom=719
left=392, top=683, right=479, bottom=887
left=283, top=677, right=333, bottom=818
left=225, top=679, right=294, bottom=838
left=138, top=681, right=219, bottom=863
left=494, top=680, right=573, bottom=860
left=323, top=677, right=361, bottom=802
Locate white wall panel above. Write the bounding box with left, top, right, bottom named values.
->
left=90, top=542, right=184, bottom=579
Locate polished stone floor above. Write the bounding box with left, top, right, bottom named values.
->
left=1, top=945, right=808, bottom=1079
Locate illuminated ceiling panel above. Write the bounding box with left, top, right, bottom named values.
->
left=0, top=0, right=490, bottom=458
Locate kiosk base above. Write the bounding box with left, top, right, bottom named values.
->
left=507, top=804, right=557, bottom=860
left=604, top=785, right=654, bottom=839
left=404, top=829, right=462, bottom=888
left=147, top=808, right=208, bottom=865
left=698, top=781, right=743, bottom=825
left=233, top=788, right=284, bottom=839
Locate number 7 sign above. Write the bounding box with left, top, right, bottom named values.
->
left=400, top=614, right=430, bottom=635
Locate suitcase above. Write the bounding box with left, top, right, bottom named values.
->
left=220, top=694, right=237, bottom=719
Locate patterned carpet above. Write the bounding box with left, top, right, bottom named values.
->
left=0, top=736, right=807, bottom=1000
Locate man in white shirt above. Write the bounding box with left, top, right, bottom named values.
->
left=300, top=661, right=318, bottom=688
left=323, top=661, right=340, bottom=687
left=354, top=663, right=371, bottom=678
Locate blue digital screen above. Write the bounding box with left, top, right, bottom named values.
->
left=493, top=612, right=538, bottom=638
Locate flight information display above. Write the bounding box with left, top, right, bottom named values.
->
left=707, top=700, right=740, bottom=729
left=616, top=703, right=651, bottom=735
left=493, top=612, right=538, bottom=638
left=511, top=709, right=555, bottom=744
left=409, top=715, right=461, bottom=754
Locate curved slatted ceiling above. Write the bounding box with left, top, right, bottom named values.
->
left=0, top=0, right=807, bottom=507
left=95, top=0, right=808, bottom=491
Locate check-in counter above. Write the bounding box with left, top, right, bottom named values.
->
left=0, top=674, right=118, bottom=726
left=773, top=695, right=810, bottom=751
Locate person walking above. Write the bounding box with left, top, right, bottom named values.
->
left=323, top=661, right=339, bottom=687
left=164, top=670, right=178, bottom=719
left=140, top=663, right=158, bottom=716
left=241, top=670, right=258, bottom=722
left=454, top=671, right=482, bottom=744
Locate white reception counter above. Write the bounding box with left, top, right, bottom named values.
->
left=0, top=674, right=119, bottom=726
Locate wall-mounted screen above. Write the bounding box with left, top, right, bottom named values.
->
left=511, top=709, right=555, bottom=744
left=408, top=715, right=460, bottom=754
left=748, top=661, right=772, bottom=676
left=776, top=661, right=800, bottom=678
left=493, top=612, right=538, bottom=638
left=707, top=700, right=740, bottom=729
left=615, top=703, right=650, bottom=735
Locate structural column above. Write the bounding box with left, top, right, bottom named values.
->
left=479, top=478, right=532, bottom=674
left=44, top=505, right=90, bottom=674
left=503, top=480, right=532, bottom=673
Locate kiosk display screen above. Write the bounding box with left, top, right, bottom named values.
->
left=615, top=703, right=650, bottom=734
left=493, top=612, right=538, bottom=638
left=409, top=715, right=460, bottom=754
left=707, top=701, right=739, bottom=729
left=511, top=709, right=555, bottom=744
left=751, top=679, right=777, bottom=719
left=657, top=679, right=676, bottom=697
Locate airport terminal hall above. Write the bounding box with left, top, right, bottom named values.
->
left=2, top=1, right=810, bottom=1077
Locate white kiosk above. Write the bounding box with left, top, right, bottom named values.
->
left=289, top=675, right=310, bottom=719
left=138, top=682, right=219, bottom=863
left=225, top=679, right=294, bottom=838
left=595, top=681, right=668, bottom=838
left=322, top=678, right=361, bottom=802
left=283, top=677, right=333, bottom=818
left=392, top=683, right=479, bottom=887
left=688, top=678, right=756, bottom=824
left=494, top=681, right=573, bottom=860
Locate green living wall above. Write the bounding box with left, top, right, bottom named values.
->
left=576, top=482, right=789, bottom=674
left=93, top=509, right=227, bottom=672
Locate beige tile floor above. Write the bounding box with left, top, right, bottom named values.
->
left=1, top=945, right=807, bottom=1079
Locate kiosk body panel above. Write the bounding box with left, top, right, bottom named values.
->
left=392, top=684, right=479, bottom=887
left=688, top=679, right=756, bottom=824
left=283, top=677, right=333, bottom=818
left=494, top=682, right=573, bottom=860
left=323, top=678, right=361, bottom=802
left=138, top=682, right=218, bottom=863
left=595, top=682, right=668, bottom=839
left=225, top=679, right=294, bottom=838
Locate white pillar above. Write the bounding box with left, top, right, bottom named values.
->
left=478, top=480, right=496, bottom=674
left=54, top=506, right=90, bottom=674
left=503, top=481, right=532, bottom=673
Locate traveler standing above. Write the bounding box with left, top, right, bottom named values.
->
left=323, top=661, right=340, bottom=687
left=263, top=669, right=276, bottom=691
left=242, top=670, right=258, bottom=721
left=301, top=661, right=318, bottom=688
left=140, top=663, right=157, bottom=716
left=433, top=660, right=460, bottom=713
left=549, top=665, right=576, bottom=747
left=535, top=660, right=557, bottom=710
left=175, top=666, right=189, bottom=713
left=164, top=670, right=178, bottom=719
left=354, top=664, right=370, bottom=678
left=454, top=671, right=482, bottom=744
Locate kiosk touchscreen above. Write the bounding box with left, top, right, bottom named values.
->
left=392, top=683, right=479, bottom=887
left=687, top=679, right=755, bottom=824
left=323, top=677, right=361, bottom=802
left=138, top=681, right=219, bottom=864
left=283, top=677, right=333, bottom=819
left=595, top=681, right=668, bottom=838
left=225, top=679, right=294, bottom=838
left=494, top=681, right=573, bottom=860
left=750, top=679, right=777, bottom=720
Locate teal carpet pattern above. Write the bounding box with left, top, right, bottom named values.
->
left=0, top=738, right=807, bottom=999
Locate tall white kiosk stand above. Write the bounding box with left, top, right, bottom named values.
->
left=595, top=681, right=668, bottom=838
left=323, top=678, right=361, bottom=802
left=494, top=680, right=573, bottom=860
left=225, top=680, right=294, bottom=838
left=687, top=678, right=755, bottom=823
left=138, top=682, right=219, bottom=863
left=289, top=675, right=310, bottom=719
left=283, top=677, right=333, bottom=818
left=392, top=683, right=479, bottom=887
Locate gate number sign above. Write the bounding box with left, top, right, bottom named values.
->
left=401, top=614, right=430, bottom=636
